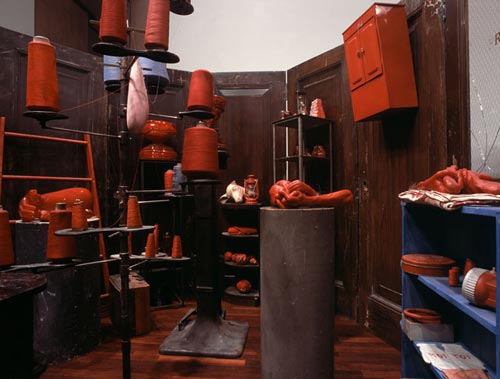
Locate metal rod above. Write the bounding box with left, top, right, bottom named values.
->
left=129, top=260, right=148, bottom=270
left=2, top=174, right=92, bottom=182
left=41, top=124, right=121, bottom=139
left=89, top=19, right=145, bottom=34
left=118, top=56, right=132, bottom=379
left=138, top=199, right=171, bottom=205
left=75, top=258, right=119, bottom=268
left=149, top=112, right=182, bottom=120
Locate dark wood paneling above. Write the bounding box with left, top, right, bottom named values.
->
left=287, top=46, right=360, bottom=320
left=358, top=1, right=450, bottom=348
left=445, top=0, right=470, bottom=168
left=287, top=0, right=470, bottom=350
left=0, top=26, right=106, bottom=223
left=35, top=0, right=89, bottom=52
left=213, top=72, right=286, bottom=204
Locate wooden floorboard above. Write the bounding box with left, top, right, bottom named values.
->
left=40, top=301, right=401, bottom=379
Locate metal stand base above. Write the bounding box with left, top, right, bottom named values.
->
left=159, top=310, right=248, bottom=358
left=159, top=180, right=249, bottom=358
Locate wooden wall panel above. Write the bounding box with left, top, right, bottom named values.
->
left=212, top=72, right=286, bottom=204
left=0, top=26, right=107, bottom=224
left=287, top=0, right=470, bottom=349
left=287, top=46, right=360, bottom=319
left=35, top=0, right=89, bottom=52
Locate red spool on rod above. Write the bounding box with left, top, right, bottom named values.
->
left=99, top=0, right=128, bottom=44
left=145, top=0, right=170, bottom=50
left=182, top=123, right=218, bottom=179
left=26, top=36, right=60, bottom=112
left=187, top=70, right=214, bottom=112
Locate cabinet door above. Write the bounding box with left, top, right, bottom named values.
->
left=344, top=33, right=365, bottom=90
left=359, top=18, right=383, bottom=83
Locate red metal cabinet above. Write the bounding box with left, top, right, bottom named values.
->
left=343, top=3, right=418, bottom=122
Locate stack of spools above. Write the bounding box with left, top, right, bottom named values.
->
left=182, top=70, right=218, bottom=179
left=140, top=119, right=177, bottom=160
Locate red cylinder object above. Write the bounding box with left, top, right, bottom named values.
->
left=181, top=124, right=218, bottom=179
left=187, top=70, right=213, bottom=112
left=99, top=0, right=127, bottom=44
left=171, top=235, right=182, bottom=258
left=46, top=203, right=76, bottom=261
left=144, top=0, right=170, bottom=50
left=127, top=195, right=143, bottom=228
left=164, top=169, right=174, bottom=190
left=0, top=207, right=15, bottom=267
left=145, top=233, right=156, bottom=258
left=26, top=36, right=60, bottom=112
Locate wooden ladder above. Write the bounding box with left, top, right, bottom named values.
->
left=0, top=116, right=110, bottom=297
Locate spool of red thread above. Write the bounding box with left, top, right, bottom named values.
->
left=127, top=195, right=143, bottom=228
left=145, top=233, right=156, bottom=258
left=46, top=203, right=76, bottom=261
left=0, top=206, right=15, bottom=267
left=164, top=169, right=174, bottom=190
left=187, top=70, right=214, bottom=112
left=71, top=200, right=88, bottom=231
left=182, top=123, right=218, bottom=179
left=153, top=224, right=160, bottom=255
left=171, top=235, right=182, bottom=258
left=99, top=0, right=127, bottom=44
left=26, top=36, right=60, bottom=112
left=145, top=0, right=170, bottom=50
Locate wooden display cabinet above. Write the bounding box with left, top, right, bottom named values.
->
left=343, top=3, right=418, bottom=122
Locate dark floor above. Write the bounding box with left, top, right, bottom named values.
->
left=40, top=300, right=401, bottom=379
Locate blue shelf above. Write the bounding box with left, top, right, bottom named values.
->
left=418, top=276, right=496, bottom=334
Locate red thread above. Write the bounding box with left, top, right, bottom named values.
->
left=145, top=0, right=170, bottom=50
left=182, top=125, right=218, bottom=179
left=26, top=37, right=60, bottom=112
left=153, top=224, right=160, bottom=254
left=127, top=195, right=143, bottom=228
left=0, top=207, right=14, bottom=267
left=187, top=70, right=214, bottom=112
left=71, top=200, right=88, bottom=231
left=171, top=235, right=183, bottom=258
left=164, top=169, right=174, bottom=190
left=46, top=205, right=76, bottom=261
left=99, top=0, right=127, bottom=44
left=145, top=233, right=156, bottom=258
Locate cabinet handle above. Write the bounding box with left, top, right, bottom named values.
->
left=357, top=48, right=365, bottom=58
left=367, top=67, right=380, bottom=76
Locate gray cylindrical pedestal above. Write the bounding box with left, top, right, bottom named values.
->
left=260, top=207, right=335, bottom=379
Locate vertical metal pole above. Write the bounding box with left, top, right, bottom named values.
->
left=118, top=56, right=131, bottom=379
left=298, top=116, right=304, bottom=182
left=329, top=120, right=333, bottom=192
left=272, top=123, right=276, bottom=183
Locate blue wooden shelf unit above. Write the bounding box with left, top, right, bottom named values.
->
left=401, top=203, right=500, bottom=379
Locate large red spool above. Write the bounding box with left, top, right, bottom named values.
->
left=181, top=124, right=218, bottom=179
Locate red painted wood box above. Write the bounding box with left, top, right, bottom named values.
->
left=343, top=3, right=418, bottom=122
